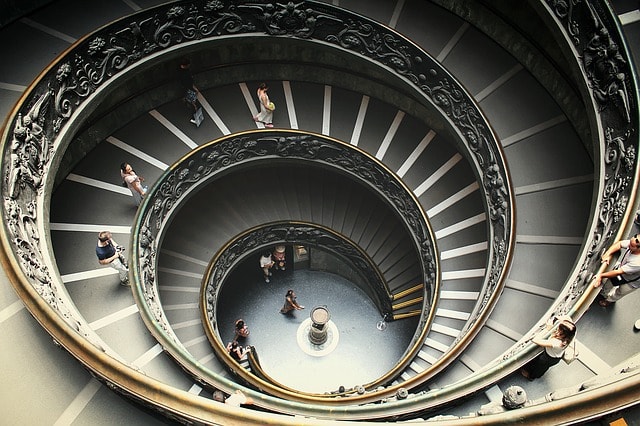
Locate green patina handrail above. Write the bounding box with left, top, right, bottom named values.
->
left=3, top=0, right=635, bottom=423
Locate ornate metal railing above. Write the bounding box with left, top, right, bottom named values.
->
left=0, top=0, right=588, bottom=422
left=133, top=130, right=437, bottom=403
left=202, top=221, right=392, bottom=327
left=380, top=0, right=640, bottom=419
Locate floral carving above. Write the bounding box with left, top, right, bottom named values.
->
left=546, top=0, right=581, bottom=45
left=582, top=3, right=630, bottom=120
left=6, top=92, right=53, bottom=198
left=326, top=20, right=414, bottom=79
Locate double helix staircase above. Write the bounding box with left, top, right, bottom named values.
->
left=1, top=0, right=639, bottom=424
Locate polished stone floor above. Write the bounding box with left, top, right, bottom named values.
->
left=217, top=261, right=418, bottom=394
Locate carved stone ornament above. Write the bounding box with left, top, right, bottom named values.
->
left=538, top=0, right=638, bottom=323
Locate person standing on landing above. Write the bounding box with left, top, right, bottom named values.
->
left=280, top=289, right=304, bottom=314
left=253, top=82, right=274, bottom=128
left=592, top=234, right=640, bottom=307
left=259, top=251, right=274, bottom=283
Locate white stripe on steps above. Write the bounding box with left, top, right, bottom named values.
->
left=0, top=300, right=25, bottom=324
left=435, top=213, right=486, bottom=239
left=375, top=110, right=404, bottom=160
left=61, top=268, right=119, bottom=283
left=66, top=173, right=130, bottom=195
left=350, top=95, right=369, bottom=146
left=197, top=92, right=231, bottom=135
left=53, top=379, right=101, bottom=426
left=89, top=304, right=139, bottom=331
left=475, top=64, right=522, bottom=102
left=427, top=182, right=479, bottom=218
left=50, top=223, right=131, bottom=234
left=414, top=153, right=462, bottom=198
left=107, top=136, right=169, bottom=170
left=148, top=109, right=198, bottom=149
left=21, top=18, right=76, bottom=43
left=160, top=249, right=209, bottom=267
left=441, top=242, right=487, bottom=260
left=131, top=344, right=164, bottom=369
left=396, top=130, right=436, bottom=178
left=442, top=269, right=485, bottom=280
left=322, top=85, right=331, bottom=135
left=515, top=174, right=593, bottom=195
left=283, top=81, right=298, bottom=129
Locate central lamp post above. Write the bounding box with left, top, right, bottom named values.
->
left=308, top=306, right=331, bottom=345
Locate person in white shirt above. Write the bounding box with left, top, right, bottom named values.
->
left=521, top=316, right=576, bottom=380
left=120, top=162, right=146, bottom=206
left=259, top=251, right=274, bottom=283
left=592, top=234, right=640, bottom=307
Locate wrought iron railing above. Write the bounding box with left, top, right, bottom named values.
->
left=133, top=130, right=436, bottom=401
left=202, top=221, right=393, bottom=327
left=20, top=0, right=640, bottom=423
left=0, top=0, right=513, bottom=385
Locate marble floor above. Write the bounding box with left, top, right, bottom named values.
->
left=217, top=261, right=418, bottom=394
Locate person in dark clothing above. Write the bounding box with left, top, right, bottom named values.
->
left=521, top=316, right=576, bottom=380
left=280, top=289, right=304, bottom=314
left=226, top=340, right=248, bottom=361
left=95, top=231, right=129, bottom=286
left=178, top=58, right=199, bottom=120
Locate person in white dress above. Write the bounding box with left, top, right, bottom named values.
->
left=253, top=82, right=274, bottom=127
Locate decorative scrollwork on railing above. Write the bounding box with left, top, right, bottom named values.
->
left=134, top=131, right=435, bottom=346
left=201, top=222, right=391, bottom=352
left=541, top=0, right=638, bottom=317
left=495, top=1, right=639, bottom=365
left=1, top=0, right=511, bottom=363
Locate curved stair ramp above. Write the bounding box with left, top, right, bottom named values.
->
left=0, top=0, right=639, bottom=424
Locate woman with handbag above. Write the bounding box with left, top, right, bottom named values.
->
left=521, top=316, right=576, bottom=380
left=253, top=82, right=274, bottom=128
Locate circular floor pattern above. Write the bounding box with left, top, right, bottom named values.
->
left=218, top=268, right=417, bottom=393
left=296, top=318, right=340, bottom=357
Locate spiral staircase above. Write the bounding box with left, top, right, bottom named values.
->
left=1, top=0, right=639, bottom=424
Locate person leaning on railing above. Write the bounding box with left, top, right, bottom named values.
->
left=592, top=234, right=640, bottom=307
left=520, top=316, right=576, bottom=380
left=226, top=340, right=249, bottom=362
